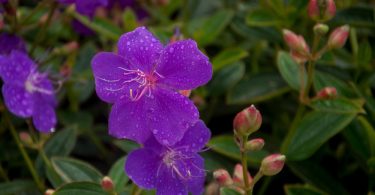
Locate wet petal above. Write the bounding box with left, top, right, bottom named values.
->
left=2, top=84, right=34, bottom=117
left=32, top=99, right=56, bottom=133
left=117, top=27, right=163, bottom=73
left=108, top=97, right=151, bottom=143
left=147, top=88, right=199, bottom=146
left=186, top=154, right=206, bottom=195
left=91, top=52, right=135, bottom=103
left=174, top=120, right=211, bottom=153
left=1, top=51, right=36, bottom=84
left=157, top=40, right=212, bottom=90
left=125, top=148, right=160, bottom=189
left=156, top=164, right=188, bottom=195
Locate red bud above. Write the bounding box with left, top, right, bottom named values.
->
left=44, top=189, right=55, bottom=195
left=308, top=0, right=336, bottom=22
left=213, top=169, right=233, bottom=186
left=245, top=138, right=265, bottom=151
left=233, top=164, right=252, bottom=186
left=316, top=87, right=337, bottom=99
left=101, top=176, right=114, bottom=191
left=260, top=154, right=286, bottom=176
left=233, top=105, right=262, bottom=136
left=328, top=25, right=350, bottom=49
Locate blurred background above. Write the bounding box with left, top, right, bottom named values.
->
left=1, top=0, right=375, bottom=194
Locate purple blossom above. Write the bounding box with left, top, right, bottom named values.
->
left=0, top=51, right=57, bottom=133
left=0, top=33, right=27, bottom=55
left=91, top=27, right=212, bottom=145
left=0, top=0, right=8, bottom=3
left=125, top=120, right=211, bottom=195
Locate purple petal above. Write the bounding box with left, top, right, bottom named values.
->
left=125, top=148, right=160, bottom=189
left=174, top=120, right=211, bottom=153
left=36, top=77, right=57, bottom=106
left=0, top=51, right=35, bottom=84
left=186, top=154, right=206, bottom=195
left=57, top=0, right=75, bottom=4
left=156, top=164, right=188, bottom=195
left=91, top=52, right=134, bottom=103
left=76, top=0, right=107, bottom=16
left=32, top=99, right=56, bottom=133
left=2, top=84, right=34, bottom=117
left=108, top=97, right=151, bottom=143
left=117, top=27, right=163, bottom=73
left=148, top=88, right=199, bottom=146
left=72, top=20, right=95, bottom=36
left=0, top=33, right=27, bottom=55
left=157, top=40, right=212, bottom=90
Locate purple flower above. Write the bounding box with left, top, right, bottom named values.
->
left=0, top=0, right=8, bottom=3
left=91, top=27, right=212, bottom=145
left=0, top=33, right=27, bottom=55
left=125, top=120, right=211, bottom=195
left=0, top=51, right=57, bottom=133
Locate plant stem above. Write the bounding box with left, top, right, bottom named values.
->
left=30, top=1, right=58, bottom=55
left=240, top=135, right=251, bottom=195
left=0, top=164, right=9, bottom=181
left=131, top=183, right=139, bottom=195
left=5, top=113, right=45, bottom=191
left=249, top=171, right=263, bottom=195
left=20, top=0, right=49, bottom=25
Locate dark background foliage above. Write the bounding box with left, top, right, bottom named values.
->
left=1, top=0, right=375, bottom=194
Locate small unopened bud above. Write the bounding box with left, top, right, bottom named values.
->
left=328, top=25, right=350, bottom=49
left=313, top=23, right=329, bottom=35
left=316, top=87, right=337, bottom=99
left=233, top=105, right=262, bottom=136
left=308, top=0, right=336, bottom=22
left=44, top=189, right=55, bottom=195
left=213, top=169, right=233, bottom=186
left=290, top=50, right=308, bottom=64
left=233, top=164, right=252, bottom=186
left=245, top=138, right=265, bottom=151
left=179, top=90, right=191, bottom=97
left=19, top=132, right=33, bottom=145
left=260, top=154, right=286, bottom=176
left=101, top=176, right=114, bottom=191
left=282, top=30, right=309, bottom=55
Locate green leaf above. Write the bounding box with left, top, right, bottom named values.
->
left=277, top=51, right=306, bottom=90
left=212, top=48, right=248, bottom=71
left=227, top=72, right=290, bottom=105
left=93, top=17, right=122, bottom=36
left=0, top=180, right=38, bottom=195
left=191, top=10, right=234, bottom=46
left=36, top=128, right=77, bottom=176
left=122, top=8, right=138, bottom=32
left=208, top=62, right=245, bottom=96
left=343, top=117, right=375, bottom=161
left=114, top=140, right=140, bottom=153
left=314, top=71, right=355, bottom=97
left=220, top=187, right=242, bottom=195
left=51, top=157, right=103, bottom=183
left=288, top=161, right=350, bottom=195
left=208, top=135, right=268, bottom=167
left=310, top=98, right=365, bottom=114
left=284, top=184, right=328, bottom=195
left=282, top=111, right=356, bottom=161
left=108, top=157, right=129, bottom=192
left=357, top=41, right=372, bottom=68
left=246, top=9, right=282, bottom=27
left=333, top=7, right=375, bottom=28
left=54, top=182, right=106, bottom=195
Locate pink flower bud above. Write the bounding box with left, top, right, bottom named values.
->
left=179, top=90, right=191, bottom=97
left=260, top=154, right=286, bottom=176
left=233, top=105, right=262, bottom=136
left=101, top=176, right=114, bottom=191
left=213, top=169, right=233, bottom=186
left=19, top=132, right=33, bottom=145
left=316, top=87, right=337, bottom=99
left=44, top=189, right=55, bottom=195
left=233, top=164, right=252, bottom=186
left=328, top=25, right=350, bottom=49
left=245, top=138, right=265, bottom=151
left=290, top=50, right=309, bottom=64
left=308, top=0, right=336, bottom=21
left=283, top=29, right=310, bottom=54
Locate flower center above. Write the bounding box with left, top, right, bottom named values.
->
left=24, top=71, right=53, bottom=95
left=160, top=147, right=196, bottom=180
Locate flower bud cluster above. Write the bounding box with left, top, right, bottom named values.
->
left=282, top=29, right=310, bottom=64
left=308, top=0, right=336, bottom=22
left=233, top=105, right=262, bottom=137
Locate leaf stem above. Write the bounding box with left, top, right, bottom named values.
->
left=240, top=135, right=251, bottom=195
left=5, top=113, right=45, bottom=191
